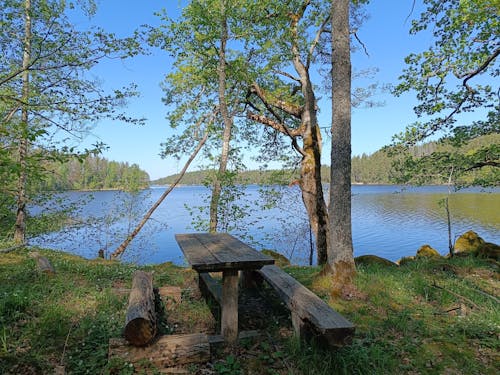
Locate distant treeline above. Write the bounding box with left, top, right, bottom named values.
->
left=37, top=155, right=150, bottom=191
left=153, top=134, right=498, bottom=186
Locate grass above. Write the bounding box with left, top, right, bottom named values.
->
left=0, top=247, right=498, bottom=374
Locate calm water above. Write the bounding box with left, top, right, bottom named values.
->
left=30, top=185, right=499, bottom=265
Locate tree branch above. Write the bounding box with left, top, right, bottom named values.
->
left=460, top=47, right=500, bottom=85
left=110, top=114, right=213, bottom=260
left=250, top=83, right=302, bottom=119
left=307, top=15, right=330, bottom=68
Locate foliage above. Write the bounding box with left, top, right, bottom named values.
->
left=0, top=0, right=143, bottom=241
left=390, top=133, right=500, bottom=187
left=392, top=0, right=499, bottom=187
left=36, top=154, right=150, bottom=192
left=150, top=0, right=262, bottom=234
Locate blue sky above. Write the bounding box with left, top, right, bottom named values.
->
left=75, top=0, right=430, bottom=180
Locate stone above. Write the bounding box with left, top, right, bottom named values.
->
left=354, top=254, right=398, bottom=267
left=416, top=244, right=441, bottom=259
left=261, top=249, right=291, bottom=267
left=476, top=242, right=500, bottom=261
left=397, top=256, right=415, bottom=266
left=454, top=230, right=485, bottom=256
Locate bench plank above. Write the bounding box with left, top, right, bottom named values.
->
left=198, top=273, right=222, bottom=305
left=257, top=265, right=354, bottom=347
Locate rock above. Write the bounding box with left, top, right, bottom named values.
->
left=416, top=244, right=441, bottom=259
left=354, top=255, right=398, bottom=267
left=454, top=230, right=485, bottom=256
left=261, top=249, right=291, bottom=267
left=476, top=242, right=500, bottom=261
left=397, top=256, right=415, bottom=266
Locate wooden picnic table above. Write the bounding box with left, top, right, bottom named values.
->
left=175, top=233, right=274, bottom=344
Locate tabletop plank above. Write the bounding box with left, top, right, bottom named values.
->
left=175, top=233, right=274, bottom=272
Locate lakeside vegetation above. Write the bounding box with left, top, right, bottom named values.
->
left=0, top=246, right=498, bottom=374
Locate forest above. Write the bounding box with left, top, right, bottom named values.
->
left=37, top=155, right=150, bottom=192
left=0, top=0, right=498, bottom=374
left=152, top=133, right=499, bottom=186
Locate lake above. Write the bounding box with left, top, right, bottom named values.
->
left=30, top=185, right=499, bottom=265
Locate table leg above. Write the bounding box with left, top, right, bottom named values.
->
left=221, top=269, right=239, bottom=344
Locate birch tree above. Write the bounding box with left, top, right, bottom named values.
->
left=0, top=0, right=142, bottom=243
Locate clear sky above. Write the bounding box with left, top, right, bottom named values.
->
left=75, top=0, right=430, bottom=181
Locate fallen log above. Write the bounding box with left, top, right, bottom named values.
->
left=124, top=271, right=157, bottom=346
left=109, top=333, right=210, bottom=369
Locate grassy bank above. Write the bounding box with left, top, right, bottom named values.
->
left=0, top=248, right=498, bottom=374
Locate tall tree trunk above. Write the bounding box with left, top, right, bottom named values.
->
left=299, top=88, right=329, bottom=266
left=329, top=0, right=356, bottom=292
left=209, top=1, right=232, bottom=233
left=292, top=54, right=329, bottom=265
left=14, top=0, right=32, bottom=244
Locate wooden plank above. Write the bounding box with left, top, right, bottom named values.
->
left=196, top=233, right=272, bottom=264
left=198, top=273, right=222, bottom=305
left=257, top=265, right=354, bottom=346
left=175, top=234, right=218, bottom=270
left=109, top=333, right=210, bottom=369
left=221, top=269, right=239, bottom=345
left=176, top=233, right=274, bottom=272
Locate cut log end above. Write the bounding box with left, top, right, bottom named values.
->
left=124, top=317, right=156, bottom=347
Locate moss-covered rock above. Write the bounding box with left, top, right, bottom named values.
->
left=397, top=256, right=415, bottom=266
left=476, top=242, right=500, bottom=261
left=416, top=244, right=441, bottom=259
left=454, top=230, right=485, bottom=256
left=355, top=255, right=398, bottom=267
left=261, top=249, right=291, bottom=267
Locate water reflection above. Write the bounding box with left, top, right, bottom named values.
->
left=30, top=185, right=499, bottom=265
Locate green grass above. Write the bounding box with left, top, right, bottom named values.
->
left=0, top=247, right=498, bottom=374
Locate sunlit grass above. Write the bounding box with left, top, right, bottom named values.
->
left=0, top=246, right=498, bottom=374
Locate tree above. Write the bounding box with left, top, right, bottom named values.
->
left=391, top=0, right=499, bottom=187
left=0, top=0, right=142, bottom=243
left=328, top=0, right=356, bottom=293
left=245, top=1, right=332, bottom=264
left=151, top=0, right=256, bottom=234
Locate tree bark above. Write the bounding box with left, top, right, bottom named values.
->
left=297, top=77, right=329, bottom=265
left=290, top=8, right=329, bottom=265
left=14, top=0, right=32, bottom=244
left=124, top=271, right=157, bottom=346
left=329, top=0, right=356, bottom=292
left=209, top=1, right=233, bottom=234
left=109, top=333, right=210, bottom=368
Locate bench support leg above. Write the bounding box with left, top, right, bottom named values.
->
left=221, top=269, right=239, bottom=345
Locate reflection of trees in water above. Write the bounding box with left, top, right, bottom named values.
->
left=354, top=192, right=500, bottom=233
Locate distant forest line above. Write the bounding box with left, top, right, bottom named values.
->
left=38, top=156, right=150, bottom=192
left=37, top=134, right=497, bottom=190
left=153, top=134, right=498, bottom=186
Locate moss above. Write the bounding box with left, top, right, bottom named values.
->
left=261, top=249, right=291, bottom=267
left=416, top=244, right=441, bottom=258
left=397, top=256, right=416, bottom=266
left=454, top=230, right=485, bottom=255
left=355, top=255, right=398, bottom=267
left=476, top=242, right=500, bottom=261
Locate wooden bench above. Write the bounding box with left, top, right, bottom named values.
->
left=254, top=265, right=355, bottom=347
